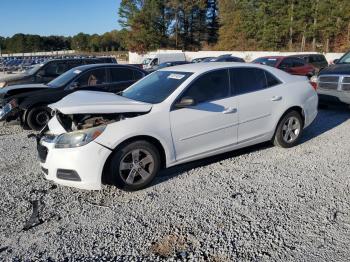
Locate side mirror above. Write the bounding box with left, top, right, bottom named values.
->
left=333, top=59, right=339, bottom=64
left=69, top=82, right=80, bottom=90
left=175, top=96, right=196, bottom=108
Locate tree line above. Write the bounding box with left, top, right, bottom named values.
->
left=2, top=0, right=350, bottom=54
left=0, top=31, right=128, bottom=54
left=119, top=0, right=350, bottom=53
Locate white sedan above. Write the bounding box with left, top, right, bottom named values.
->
left=37, top=63, right=318, bottom=191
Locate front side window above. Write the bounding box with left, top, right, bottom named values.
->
left=180, top=69, right=230, bottom=104
left=75, top=68, right=107, bottom=87
left=121, top=71, right=192, bottom=104
left=279, top=58, right=293, bottom=68
left=41, top=62, right=60, bottom=76
left=47, top=67, right=82, bottom=88
left=253, top=57, right=279, bottom=67
left=231, top=68, right=267, bottom=95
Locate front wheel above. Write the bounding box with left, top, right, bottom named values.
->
left=273, top=111, right=303, bottom=148
left=109, top=140, right=161, bottom=191
left=26, top=106, right=51, bottom=131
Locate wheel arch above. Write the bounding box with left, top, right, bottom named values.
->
left=101, top=135, right=167, bottom=185
left=273, top=105, right=305, bottom=138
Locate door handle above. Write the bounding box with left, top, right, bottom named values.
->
left=271, top=96, right=282, bottom=101
left=222, top=107, right=237, bottom=114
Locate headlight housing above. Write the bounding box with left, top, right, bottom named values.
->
left=0, top=82, right=6, bottom=88
left=54, top=126, right=106, bottom=149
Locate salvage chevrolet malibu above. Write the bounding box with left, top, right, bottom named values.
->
left=37, top=63, right=318, bottom=191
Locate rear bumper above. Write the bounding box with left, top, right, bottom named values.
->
left=38, top=140, right=112, bottom=190
left=303, top=92, right=318, bottom=128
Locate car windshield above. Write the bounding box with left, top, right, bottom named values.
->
left=121, top=71, right=193, bottom=104
left=142, top=58, right=153, bottom=65
left=337, top=52, right=350, bottom=63
left=47, top=68, right=82, bottom=88
left=253, top=57, right=279, bottom=67
left=25, top=64, right=44, bottom=75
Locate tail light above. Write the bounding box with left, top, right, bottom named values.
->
left=309, top=75, right=318, bottom=90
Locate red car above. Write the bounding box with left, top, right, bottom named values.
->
left=253, top=56, right=315, bottom=77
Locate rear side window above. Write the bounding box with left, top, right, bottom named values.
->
left=265, top=71, right=281, bottom=87
left=181, top=69, right=230, bottom=104
left=231, top=68, right=266, bottom=95
left=110, top=68, right=134, bottom=82
left=76, top=68, right=107, bottom=87
left=133, top=70, right=144, bottom=80
left=292, top=58, right=305, bottom=67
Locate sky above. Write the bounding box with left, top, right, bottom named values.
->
left=0, top=0, right=122, bottom=37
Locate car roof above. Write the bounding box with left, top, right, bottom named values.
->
left=70, top=63, right=144, bottom=71
left=256, top=56, right=284, bottom=59
left=159, top=62, right=273, bottom=74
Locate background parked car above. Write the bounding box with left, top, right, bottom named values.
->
left=191, top=57, right=213, bottom=63
left=0, top=57, right=117, bottom=87
left=252, top=56, right=315, bottom=77
left=316, top=50, right=350, bottom=106
left=0, top=64, right=147, bottom=130
left=204, top=54, right=245, bottom=63
left=147, top=61, right=189, bottom=72
left=289, top=54, right=328, bottom=72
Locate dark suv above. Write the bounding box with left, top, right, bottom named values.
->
left=0, top=58, right=116, bottom=87
left=0, top=64, right=146, bottom=130
left=290, top=54, right=328, bottom=72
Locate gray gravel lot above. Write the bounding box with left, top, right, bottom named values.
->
left=0, top=107, right=350, bottom=261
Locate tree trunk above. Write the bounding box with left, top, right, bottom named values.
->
left=325, top=38, right=329, bottom=53
left=289, top=1, right=294, bottom=51
left=312, top=0, right=319, bottom=51
left=347, top=22, right=350, bottom=45
left=301, top=33, right=306, bottom=52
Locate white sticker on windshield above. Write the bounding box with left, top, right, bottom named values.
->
left=268, top=58, right=277, bottom=61
left=73, top=70, right=82, bottom=74
left=168, top=73, right=185, bottom=80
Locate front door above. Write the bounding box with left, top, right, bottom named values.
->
left=170, top=69, right=238, bottom=161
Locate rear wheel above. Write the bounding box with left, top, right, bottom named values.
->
left=109, top=140, right=161, bottom=191
left=26, top=106, right=51, bottom=131
left=273, top=111, right=303, bottom=148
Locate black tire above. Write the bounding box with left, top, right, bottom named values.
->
left=273, top=110, right=303, bottom=148
left=26, top=106, right=51, bottom=131
left=108, top=140, right=161, bottom=191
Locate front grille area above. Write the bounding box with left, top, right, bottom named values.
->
left=37, top=143, right=48, bottom=163
left=318, top=82, right=338, bottom=90
left=341, top=83, right=350, bottom=91
left=342, top=77, right=350, bottom=83
left=319, top=76, right=340, bottom=83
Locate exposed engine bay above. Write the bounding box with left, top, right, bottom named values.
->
left=55, top=110, right=148, bottom=132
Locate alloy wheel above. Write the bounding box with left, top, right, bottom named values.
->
left=119, top=149, right=155, bottom=185
left=282, top=116, right=301, bottom=143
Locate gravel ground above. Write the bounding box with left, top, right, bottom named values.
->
left=0, top=107, right=350, bottom=261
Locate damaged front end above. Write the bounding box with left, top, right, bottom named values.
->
left=53, top=110, right=147, bottom=132
left=34, top=109, right=150, bottom=149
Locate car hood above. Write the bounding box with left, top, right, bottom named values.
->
left=49, top=91, right=153, bottom=114
left=0, top=83, right=48, bottom=93
left=319, top=64, right=350, bottom=75
left=0, top=73, right=29, bottom=82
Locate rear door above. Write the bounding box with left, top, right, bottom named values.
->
left=170, top=69, right=238, bottom=161
left=230, top=67, right=282, bottom=143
